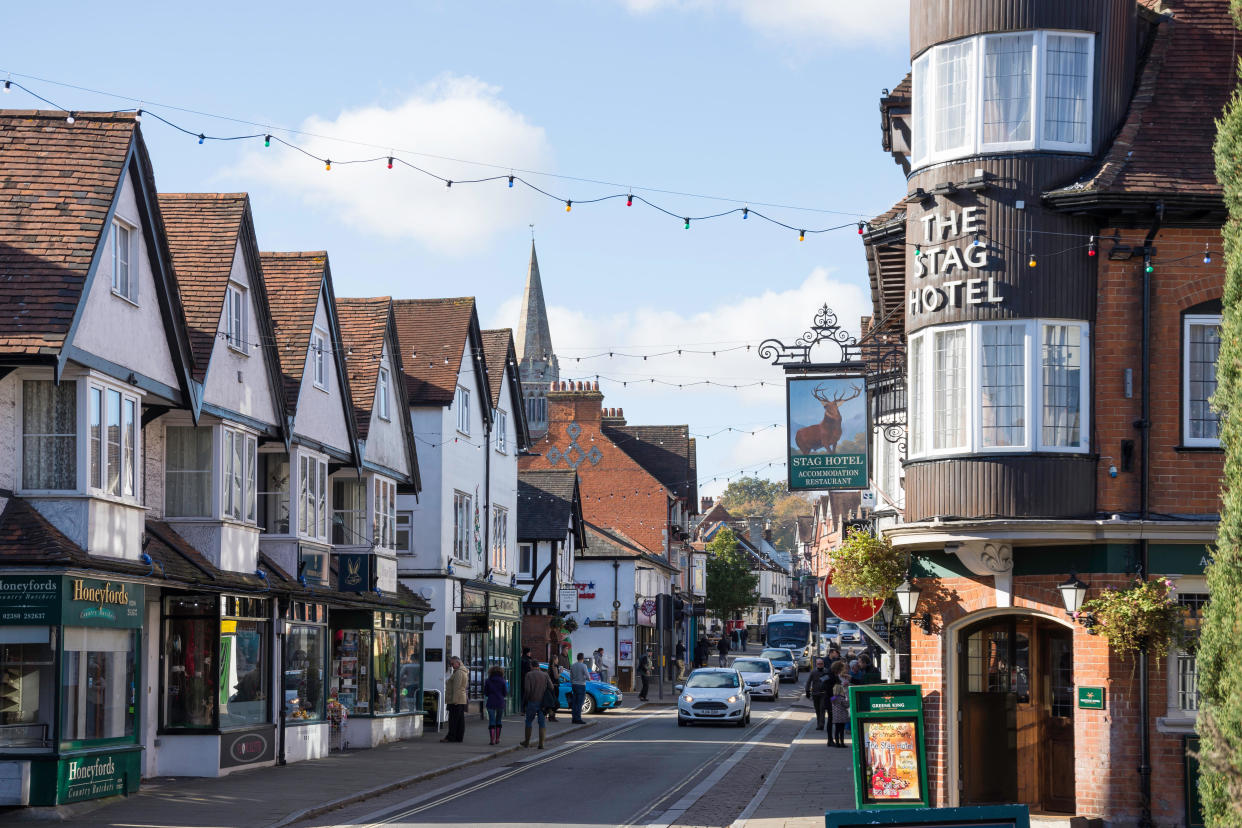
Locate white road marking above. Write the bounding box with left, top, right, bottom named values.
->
left=729, top=716, right=816, bottom=828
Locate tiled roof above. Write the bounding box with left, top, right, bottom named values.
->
left=518, top=469, right=578, bottom=540
left=337, top=297, right=392, bottom=441
left=480, top=328, right=514, bottom=408
left=582, top=522, right=677, bottom=570
left=157, top=193, right=248, bottom=382
left=700, top=501, right=735, bottom=524
left=392, top=298, right=476, bottom=406
left=261, top=252, right=327, bottom=411
left=0, top=111, right=136, bottom=357
left=1047, top=0, right=1233, bottom=205
left=603, top=424, right=695, bottom=502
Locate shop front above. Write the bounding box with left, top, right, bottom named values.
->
left=280, top=599, right=328, bottom=763
left=0, top=573, right=143, bottom=806
left=329, top=608, right=424, bottom=748
left=457, top=582, right=522, bottom=715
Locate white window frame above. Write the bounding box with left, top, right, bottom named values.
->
left=1183, top=314, right=1222, bottom=448
left=164, top=424, right=214, bottom=518
left=377, top=366, right=391, bottom=421
left=373, top=476, right=396, bottom=550
left=311, top=330, right=328, bottom=390
left=225, top=284, right=248, bottom=354
left=495, top=409, right=507, bottom=454
left=111, top=218, right=138, bottom=303
left=491, top=506, right=508, bottom=571
left=1163, top=580, right=1208, bottom=726
left=221, top=427, right=258, bottom=523
left=518, top=542, right=534, bottom=577
left=396, top=509, right=413, bottom=555
left=84, top=381, right=140, bottom=499
left=452, top=490, right=472, bottom=562
left=298, top=452, right=329, bottom=541
left=455, top=386, right=471, bottom=435
left=911, top=30, right=1094, bottom=168
left=907, top=319, right=1089, bottom=459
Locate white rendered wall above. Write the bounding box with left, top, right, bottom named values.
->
left=201, top=241, right=279, bottom=426
left=0, top=373, right=16, bottom=492
left=399, top=406, right=442, bottom=576
left=362, top=340, right=409, bottom=477
left=72, top=170, right=180, bottom=389
left=489, top=369, right=518, bottom=577
left=291, top=292, right=351, bottom=455
left=283, top=723, right=330, bottom=763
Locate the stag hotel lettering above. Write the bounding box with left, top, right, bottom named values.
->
left=909, top=206, right=1003, bottom=316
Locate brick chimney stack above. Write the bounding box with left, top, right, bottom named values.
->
left=701, top=496, right=714, bottom=512
left=547, top=379, right=604, bottom=425
left=601, top=407, right=627, bottom=427
left=747, top=516, right=765, bottom=545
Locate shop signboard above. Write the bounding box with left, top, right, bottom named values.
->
left=786, top=375, right=868, bottom=491
left=0, top=574, right=60, bottom=624
left=63, top=578, right=143, bottom=627
left=55, top=749, right=142, bottom=804
left=847, top=684, right=930, bottom=809
left=337, top=553, right=372, bottom=593
left=558, top=588, right=579, bottom=613
left=1078, top=686, right=1106, bottom=710
left=825, top=804, right=1030, bottom=828
left=220, top=724, right=277, bottom=769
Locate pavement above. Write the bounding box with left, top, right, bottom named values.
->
left=12, top=699, right=624, bottom=828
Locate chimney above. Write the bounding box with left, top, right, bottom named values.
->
left=746, top=516, right=764, bottom=545
left=700, top=496, right=714, bottom=512
left=764, top=526, right=772, bottom=543
left=547, top=379, right=605, bottom=425
left=601, top=406, right=627, bottom=427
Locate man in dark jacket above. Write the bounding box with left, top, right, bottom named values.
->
left=805, top=657, right=830, bottom=730
left=638, top=649, right=653, bottom=701
left=694, top=636, right=710, bottom=668
left=856, top=652, right=882, bottom=684
left=519, top=647, right=534, bottom=703
left=716, top=635, right=730, bottom=666
left=521, top=664, right=553, bottom=749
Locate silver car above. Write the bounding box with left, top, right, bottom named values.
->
left=733, top=657, right=780, bottom=700
left=760, top=648, right=799, bottom=682
left=676, top=668, right=752, bottom=727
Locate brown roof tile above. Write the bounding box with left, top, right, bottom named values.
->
left=0, top=111, right=136, bottom=357
left=480, top=329, right=514, bottom=408
left=603, top=424, right=696, bottom=502
left=391, top=298, right=476, bottom=406
left=261, top=252, right=327, bottom=411
left=336, top=297, right=392, bottom=440
left=157, top=193, right=248, bottom=382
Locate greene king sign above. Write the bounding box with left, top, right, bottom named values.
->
left=787, top=376, right=867, bottom=491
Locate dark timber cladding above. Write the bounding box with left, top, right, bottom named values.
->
left=905, top=456, right=1097, bottom=520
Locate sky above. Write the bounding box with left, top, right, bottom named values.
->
left=3, top=0, right=911, bottom=497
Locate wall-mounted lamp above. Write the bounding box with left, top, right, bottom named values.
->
left=1059, top=572, right=1095, bottom=632
left=895, top=578, right=922, bottom=618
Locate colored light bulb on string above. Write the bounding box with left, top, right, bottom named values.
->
left=1028, top=254, right=1037, bottom=268
left=799, top=230, right=806, bottom=242
left=566, top=200, right=572, bottom=212
left=2, top=79, right=10, bottom=93
left=66, top=112, right=75, bottom=125
left=1204, top=244, right=1212, bottom=264
left=626, top=194, right=633, bottom=207
left=134, top=108, right=143, bottom=123
left=264, top=134, right=271, bottom=147
left=1088, top=235, right=1097, bottom=257
left=684, top=218, right=690, bottom=230
left=388, top=157, right=394, bottom=170
left=1146, top=259, right=1154, bottom=274
left=198, top=133, right=205, bottom=144
left=508, top=175, right=514, bottom=188
left=857, top=222, right=864, bottom=235
left=742, top=207, right=748, bottom=220
left=446, top=180, right=452, bottom=188
left=972, top=233, right=981, bottom=248
left=914, top=243, right=921, bottom=257
left=325, top=159, right=331, bottom=171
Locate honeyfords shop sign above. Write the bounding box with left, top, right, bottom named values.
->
left=786, top=376, right=868, bottom=491
left=0, top=575, right=142, bottom=627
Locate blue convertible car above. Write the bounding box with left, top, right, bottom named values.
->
left=539, top=664, right=624, bottom=714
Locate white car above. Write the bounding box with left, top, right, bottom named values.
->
left=733, top=657, right=780, bottom=700
left=677, top=668, right=752, bottom=727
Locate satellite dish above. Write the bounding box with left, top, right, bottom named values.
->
left=418, top=587, right=434, bottom=600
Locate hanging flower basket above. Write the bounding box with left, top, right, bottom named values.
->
left=561, top=617, right=579, bottom=634
left=548, top=616, right=565, bottom=631
left=1080, top=578, right=1186, bottom=659
left=828, top=528, right=905, bottom=600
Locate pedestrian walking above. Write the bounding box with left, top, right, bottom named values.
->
left=442, top=656, right=468, bottom=743
left=522, top=661, right=554, bottom=749
left=545, top=656, right=560, bottom=722
left=484, top=665, right=508, bottom=745
left=594, top=647, right=609, bottom=685
left=829, top=661, right=850, bottom=748
left=694, top=636, right=709, bottom=668
left=675, top=639, right=687, bottom=678
left=519, top=647, right=534, bottom=704
left=716, top=635, right=730, bottom=667
left=570, top=652, right=590, bottom=723
left=638, top=648, right=653, bottom=701
left=741, top=627, right=748, bottom=650
left=805, top=657, right=830, bottom=731
left=857, top=652, right=882, bottom=684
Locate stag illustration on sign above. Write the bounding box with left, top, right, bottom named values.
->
left=796, top=384, right=862, bottom=454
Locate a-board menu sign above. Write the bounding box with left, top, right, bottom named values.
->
left=825, top=804, right=1031, bottom=828
left=848, top=683, right=930, bottom=809
left=786, top=375, right=868, bottom=491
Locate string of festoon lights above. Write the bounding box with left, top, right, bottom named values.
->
left=412, top=422, right=780, bottom=451
left=2, top=76, right=869, bottom=241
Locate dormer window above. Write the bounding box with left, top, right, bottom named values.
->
left=377, top=366, right=391, bottom=421
left=225, top=284, right=247, bottom=353
left=111, top=219, right=138, bottom=303
left=311, top=330, right=327, bottom=390
left=495, top=409, right=507, bottom=453
left=911, top=30, right=1093, bottom=167
left=455, top=386, right=470, bottom=435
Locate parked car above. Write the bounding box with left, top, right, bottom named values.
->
left=759, top=647, right=798, bottom=682
left=676, top=668, right=751, bottom=727
left=733, top=657, right=779, bottom=700
left=817, top=631, right=836, bottom=657
left=837, top=622, right=863, bottom=649
left=539, top=663, right=623, bottom=714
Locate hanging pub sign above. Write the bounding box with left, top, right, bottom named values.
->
left=786, top=375, right=868, bottom=491
left=337, top=553, right=373, bottom=593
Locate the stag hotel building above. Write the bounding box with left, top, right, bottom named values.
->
left=861, top=0, right=1231, bottom=824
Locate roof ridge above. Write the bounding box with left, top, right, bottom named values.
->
left=159, top=192, right=249, bottom=201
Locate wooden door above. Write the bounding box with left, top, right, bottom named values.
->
left=960, top=623, right=1018, bottom=804
left=1042, top=628, right=1076, bottom=812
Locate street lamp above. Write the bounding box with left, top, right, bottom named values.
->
left=894, top=579, right=921, bottom=618
left=1058, top=572, right=1089, bottom=616
left=879, top=598, right=896, bottom=626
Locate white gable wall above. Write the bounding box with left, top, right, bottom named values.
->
left=440, top=345, right=487, bottom=580
left=489, top=368, right=518, bottom=576
left=363, top=340, right=409, bottom=477
left=292, top=291, right=350, bottom=454
left=72, top=169, right=180, bottom=388
left=399, top=406, right=442, bottom=577
left=202, top=242, right=279, bottom=426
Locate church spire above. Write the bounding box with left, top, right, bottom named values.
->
left=517, top=240, right=554, bottom=364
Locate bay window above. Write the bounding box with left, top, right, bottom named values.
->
left=373, top=477, right=396, bottom=550
left=299, top=455, right=329, bottom=541
left=222, top=429, right=257, bottom=523
left=22, top=380, right=77, bottom=491
left=912, top=30, right=1094, bottom=167
left=1184, top=314, right=1222, bottom=447
left=907, top=320, right=1089, bottom=458
left=332, top=478, right=367, bottom=545
left=166, top=426, right=213, bottom=517
left=61, top=627, right=137, bottom=743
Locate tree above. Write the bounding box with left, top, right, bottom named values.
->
left=1200, top=8, right=1242, bottom=821
left=717, top=476, right=812, bottom=551
left=704, top=528, right=759, bottom=626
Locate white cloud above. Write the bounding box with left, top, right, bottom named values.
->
left=617, top=0, right=908, bottom=48
left=488, top=266, right=870, bottom=494
left=237, top=75, right=552, bottom=253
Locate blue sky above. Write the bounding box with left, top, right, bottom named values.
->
left=3, top=0, right=910, bottom=496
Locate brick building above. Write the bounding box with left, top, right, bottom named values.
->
left=861, top=1, right=1231, bottom=824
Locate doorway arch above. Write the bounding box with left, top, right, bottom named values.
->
left=946, top=608, right=1076, bottom=812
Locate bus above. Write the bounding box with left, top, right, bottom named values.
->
left=765, top=609, right=813, bottom=669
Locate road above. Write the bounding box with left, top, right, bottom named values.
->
left=298, top=673, right=823, bottom=828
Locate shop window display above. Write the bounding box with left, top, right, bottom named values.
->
left=331, top=613, right=422, bottom=717
left=163, top=596, right=217, bottom=729
left=0, top=626, right=57, bottom=748
left=60, top=627, right=137, bottom=743
left=220, top=612, right=270, bottom=728
left=284, top=603, right=326, bottom=723
left=332, top=630, right=371, bottom=716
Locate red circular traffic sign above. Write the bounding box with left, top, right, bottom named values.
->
left=821, top=572, right=883, bottom=623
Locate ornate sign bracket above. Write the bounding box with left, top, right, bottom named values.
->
left=758, top=304, right=860, bottom=366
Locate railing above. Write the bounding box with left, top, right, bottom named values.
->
left=0, top=722, right=51, bottom=749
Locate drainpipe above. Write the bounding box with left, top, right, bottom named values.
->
left=483, top=413, right=492, bottom=580
left=1135, top=202, right=1162, bottom=828
left=613, top=560, right=621, bottom=685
